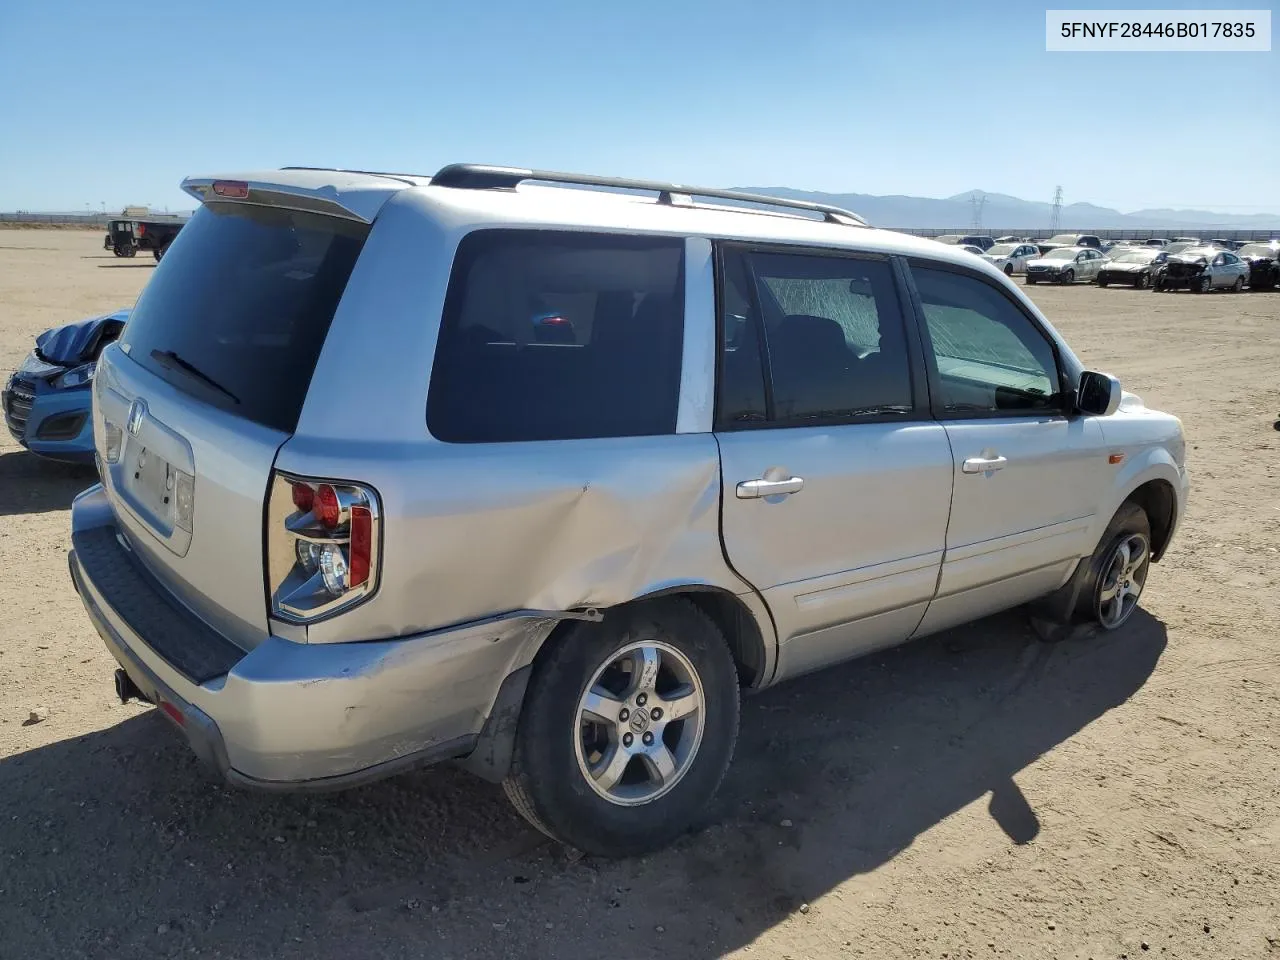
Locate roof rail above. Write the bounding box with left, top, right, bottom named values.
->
left=428, top=164, right=869, bottom=227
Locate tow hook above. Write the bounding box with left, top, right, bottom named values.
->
left=113, top=668, right=151, bottom=705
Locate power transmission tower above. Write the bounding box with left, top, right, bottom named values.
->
left=969, top=192, right=987, bottom=232
left=1049, top=186, right=1063, bottom=233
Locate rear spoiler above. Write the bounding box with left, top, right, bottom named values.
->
left=182, top=170, right=418, bottom=224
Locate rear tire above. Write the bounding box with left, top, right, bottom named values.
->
left=503, top=598, right=740, bottom=857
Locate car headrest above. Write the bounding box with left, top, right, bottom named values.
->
left=776, top=314, right=849, bottom=357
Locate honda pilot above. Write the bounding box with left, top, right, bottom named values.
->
left=68, top=165, right=1189, bottom=857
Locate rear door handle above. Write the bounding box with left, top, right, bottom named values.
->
left=962, top=455, right=1008, bottom=474
left=736, top=476, right=805, bottom=499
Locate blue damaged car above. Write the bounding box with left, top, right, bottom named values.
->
left=3, top=309, right=129, bottom=463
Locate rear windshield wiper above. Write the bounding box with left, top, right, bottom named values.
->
left=149, top=350, right=240, bottom=405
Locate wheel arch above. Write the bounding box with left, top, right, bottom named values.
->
left=458, top=584, right=777, bottom=784
left=1123, top=478, right=1178, bottom=562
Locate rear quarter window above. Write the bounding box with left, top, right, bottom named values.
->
left=427, top=230, right=685, bottom=443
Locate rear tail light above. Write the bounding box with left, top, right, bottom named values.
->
left=348, top=505, right=372, bottom=587
left=267, top=473, right=380, bottom=623
left=290, top=481, right=314, bottom=513
left=313, top=483, right=340, bottom=528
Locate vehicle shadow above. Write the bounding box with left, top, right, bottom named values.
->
left=0, top=450, right=96, bottom=516
left=95, top=262, right=155, bottom=269
left=0, top=610, right=1166, bottom=960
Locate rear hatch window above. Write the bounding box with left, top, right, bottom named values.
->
left=117, top=202, right=369, bottom=433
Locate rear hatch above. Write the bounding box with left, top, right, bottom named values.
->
left=92, top=200, right=370, bottom=650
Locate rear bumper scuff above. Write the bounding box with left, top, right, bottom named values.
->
left=69, top=483, right=539, bottom=788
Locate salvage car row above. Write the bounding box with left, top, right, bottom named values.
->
left=936, top=233, right=1279, bottom=286
left=1022, top=242, right=1276, bottom=292
left=941, top=235, right=1279, bottom=292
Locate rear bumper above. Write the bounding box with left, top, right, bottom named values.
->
left=68, top=484, right=544, bottom=789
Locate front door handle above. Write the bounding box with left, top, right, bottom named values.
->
left=962, top=455, right=1008, bottom=474
left=736, top=476, right=805, bottom=499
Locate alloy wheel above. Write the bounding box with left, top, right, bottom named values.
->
left=1096, top=532, right=1149, bottom=629
left=574, top=641, right=706, bottom=806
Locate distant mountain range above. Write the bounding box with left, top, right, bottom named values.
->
left=733, top=187, right=1278, bottom=231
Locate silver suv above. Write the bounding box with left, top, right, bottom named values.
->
left=68, top=165, right=1189, bottom=857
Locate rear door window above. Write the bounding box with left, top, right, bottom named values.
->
left=118, top=202, right=369, bottom=433
left=717, top=249, right=915, bottom=426
left=427, top=230, right=685, bottom=443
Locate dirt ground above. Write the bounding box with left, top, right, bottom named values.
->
left=1, top=230, right=1277, bottom=960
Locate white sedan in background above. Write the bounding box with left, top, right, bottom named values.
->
left=982, top=242, right=1041, bottom=275
left=1024, top=246, right=1107, bottom=285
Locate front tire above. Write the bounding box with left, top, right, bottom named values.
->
left=1136, top=272, right=1150, bottom=289
left=1032, top=502, right=1152, bottom=641
left=1089, top=504, right=1152, bottom=631
left=503, top=598, right=740, bottom=857
left=1097, top=276, right=1108, bottom=287
left=1196, top=275, right=1210, bottom=293
left=1004, top=263, right=1014, bottom=276
left=1231, top=276, right=1244, bottom=292
left=1025, top=276, right=1037, bottom=285
left=1060, top=269, right=1075, bottom=285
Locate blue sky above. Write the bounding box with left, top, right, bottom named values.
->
left=0, top=0, right=1275, bottom=213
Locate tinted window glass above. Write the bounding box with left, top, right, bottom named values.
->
left=912, top=265, right=1061, bottom=414
left=748, top=252, right=913, bottom=423
left=428, top=230, right=684, bottom=443
left=119, top=203, right=368, bottom=433
left=716, top=250, right=768, bottom=427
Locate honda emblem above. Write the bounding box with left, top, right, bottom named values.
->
left=126, top=399, right=146, bottom=436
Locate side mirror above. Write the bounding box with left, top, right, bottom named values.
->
left=1077, top=370, right=1122, bottom=416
